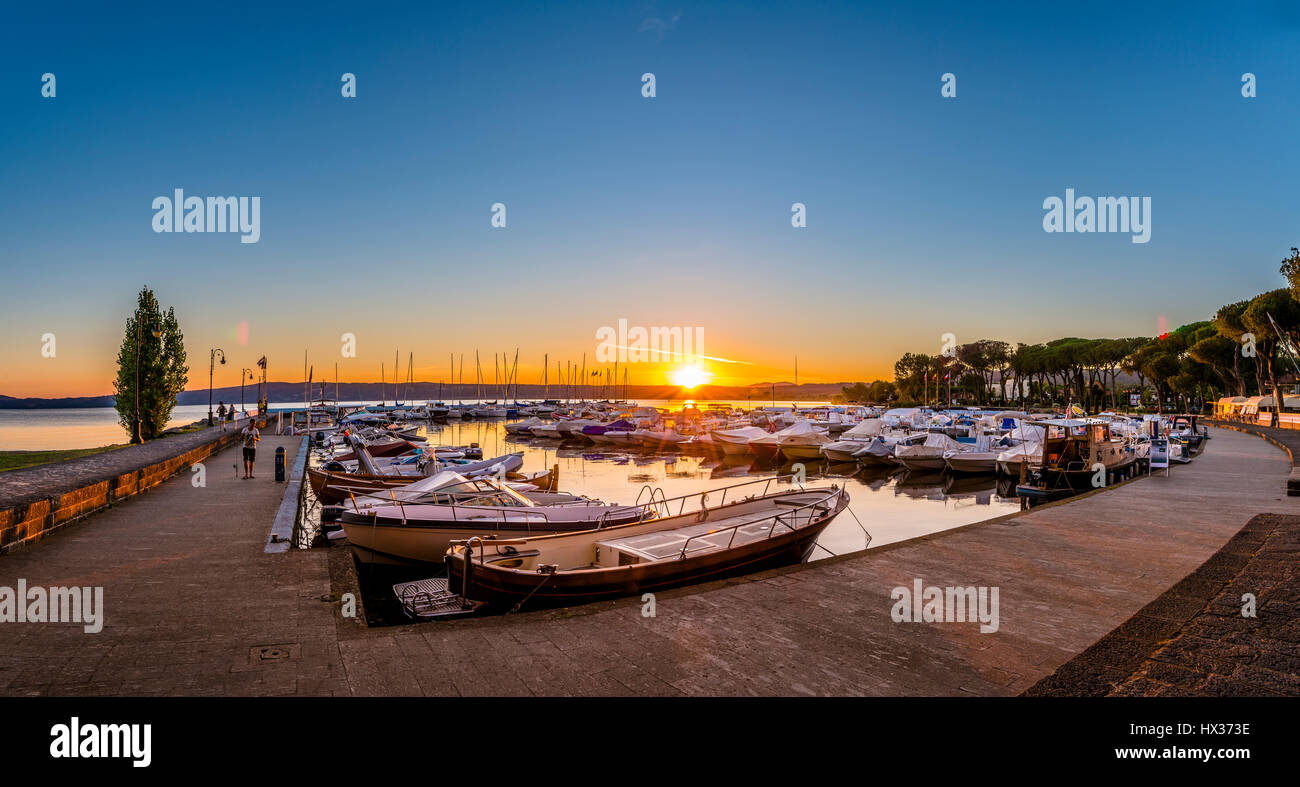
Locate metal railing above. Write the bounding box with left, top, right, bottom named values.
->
left=673, top=487, right=843, bottom=560
left=344, top=487, right=554, bottom=529
left=600, top=474, right=807, bottom=531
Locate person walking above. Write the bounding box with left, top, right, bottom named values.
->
left=240, top=419, right=260, bottom=479
left=217, top=402, right=227, bottom=431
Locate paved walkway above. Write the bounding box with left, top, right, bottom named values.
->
left=0, top=421, right=240, bottom=508
left=0, top=427, right=1295, bottom=696
left=0, top=436, right=347, bottom=696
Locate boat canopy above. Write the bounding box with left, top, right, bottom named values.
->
left=399, top=470, right=473, bottom=494
left=773, top=420, right=820, bottom=438
left=713, top=426, right=770, bottom=440
left=839, top=419, right=883, bottom=439
left=920, top=432, right=961, bottom=449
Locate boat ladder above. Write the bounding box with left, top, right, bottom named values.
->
left=392, top=575, right=482, bottom=620
left=634, top=485, right=671, bottom=518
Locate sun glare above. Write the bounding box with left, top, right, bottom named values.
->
left=670, top=365, right=711, bottom=389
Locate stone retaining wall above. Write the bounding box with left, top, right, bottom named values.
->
left=0, top=427, right=253, bottom=555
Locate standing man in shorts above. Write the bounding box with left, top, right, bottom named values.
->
left=241, top=419, right=260, bottom=479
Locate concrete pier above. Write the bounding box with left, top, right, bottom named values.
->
left=0, top=427, right=1296, bottom=696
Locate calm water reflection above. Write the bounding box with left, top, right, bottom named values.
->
left=325, top=418, right=1022, bottom=557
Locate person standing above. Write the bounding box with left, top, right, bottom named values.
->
left=241, top=419, right=260, bottom=479
left=217, top=402, right=227, bottom=430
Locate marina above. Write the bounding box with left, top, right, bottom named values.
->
left=3, top=2, right=1296, bottom=775
left=0, top=415, right=1292, bottom=696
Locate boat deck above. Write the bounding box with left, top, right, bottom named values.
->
left=596, top=508, right=807, bottom=562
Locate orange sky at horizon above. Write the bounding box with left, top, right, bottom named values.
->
left=0, top=277, right=1222, bottom=400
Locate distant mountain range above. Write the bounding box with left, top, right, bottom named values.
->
left=0, top=381, right=853, bottom=409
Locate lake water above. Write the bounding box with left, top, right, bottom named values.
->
left=0, top=401, right=1021, bottom=551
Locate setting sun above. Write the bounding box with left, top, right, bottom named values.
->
left=669, top=364, right=712, bottom=389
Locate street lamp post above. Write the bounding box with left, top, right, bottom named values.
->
left=132, top=317, right=163, bottom=444
left=240, top=368, right=252, bottom=415
left=208, top=348, right=226, bottom=426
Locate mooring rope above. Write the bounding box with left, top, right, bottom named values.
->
left=506, top=568, right=555, bottom=615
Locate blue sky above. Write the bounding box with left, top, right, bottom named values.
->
left=1, top=1, right=1297, bottom=395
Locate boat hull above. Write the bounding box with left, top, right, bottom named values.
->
left=448, top=489, right=848, bottom=609
left=780, top=444, right=828, bottom=460
left=897, top=455, right=946, bottom=471
left=944, top=452, right=998, bottom=474
left=342, top=519, right=581, bottom=566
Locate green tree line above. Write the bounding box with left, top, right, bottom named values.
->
left=839, top=249, right=1300, bottom=422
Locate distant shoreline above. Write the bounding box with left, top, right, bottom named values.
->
left=0, top=381, right=855, bottom=409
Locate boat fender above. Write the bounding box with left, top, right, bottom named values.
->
left=697, top=508, right=709, bottom=523
left=538, top=564, right=558, bottom=575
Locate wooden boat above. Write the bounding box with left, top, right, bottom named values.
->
left=445, top=478, right=850, bottom=611
left=1022, top=418, right=1138, bottom=495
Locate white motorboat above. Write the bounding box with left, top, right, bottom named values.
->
left=996, top=442, right=1042, bottom=475
left=504, top=416, right=544, bottom=435
left=943, top=435, right=999, bottom=474
left=820, top=419, right=883, bottom=461
left=894, top=432, right=962, bottom=472
left=529, top=422, right=563, bottom=439
left=709, top=426, right=771, bottom=456
left=338, top=476, right=646, bottom=565
left=778, top=426, right=832, bottom=460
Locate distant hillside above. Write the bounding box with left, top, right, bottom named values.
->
left=0, top=381, right=855, bottom=408
left=0, top=394, right=116, bottom=409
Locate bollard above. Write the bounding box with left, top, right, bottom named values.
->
left=275, top=446, right=286, bottom=482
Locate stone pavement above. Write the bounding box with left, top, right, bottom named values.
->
left=0, top=426, right=1296, bottom=696
left=1205, top=419, right=1300, bottom=496
left=0, top=435, right=350, bottom=696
